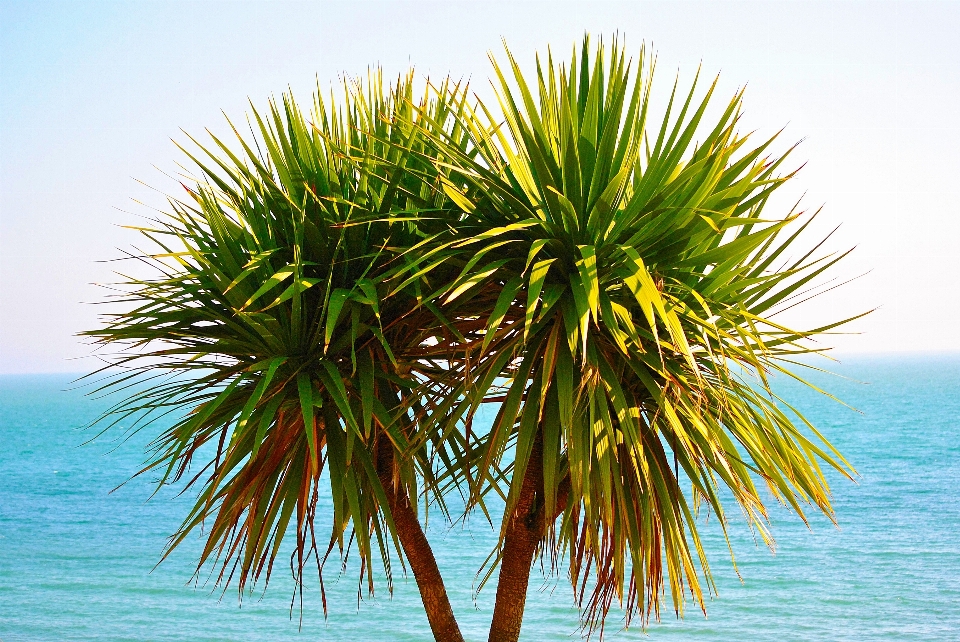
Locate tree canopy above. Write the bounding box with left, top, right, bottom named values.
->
left=85, top=35, right=862, bottom=642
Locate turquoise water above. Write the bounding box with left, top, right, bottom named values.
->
left=1, top=356, right=958, bottom=641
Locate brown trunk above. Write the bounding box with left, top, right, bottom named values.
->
left=487, top=433, right=569, bottom=642
left=376, top=440, right=464, bottom=642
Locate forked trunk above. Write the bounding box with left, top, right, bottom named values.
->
left=377, top=441, right=464, bottom=642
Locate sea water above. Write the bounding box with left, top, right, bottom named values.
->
left=1, top=355, right=958, bottom=641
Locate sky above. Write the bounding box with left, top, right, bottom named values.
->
left=1, top=0, right=958, bottom=373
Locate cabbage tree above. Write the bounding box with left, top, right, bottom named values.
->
left=85, top=72, right=477, bottom=642
left=86, top=36, right=861, bottom=642
left=411, top=35, right=862, bottom=641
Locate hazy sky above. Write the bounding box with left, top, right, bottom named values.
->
left=1, top=0, right=958, bottom=373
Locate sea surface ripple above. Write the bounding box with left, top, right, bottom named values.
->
left=1, top=355, right=958, bottom=640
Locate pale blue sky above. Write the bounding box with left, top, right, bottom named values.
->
left=2, top=0, right=958, bottom=373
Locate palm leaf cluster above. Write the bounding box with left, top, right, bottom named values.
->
left=86, top=71, right=480, bottom=604
left=415, top=37, right=861, bottom=632
left=86, top=35, right=859, bottom=637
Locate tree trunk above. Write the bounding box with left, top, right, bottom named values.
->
left=376, top=440, right=464, bottom=642
left=487, top=432, right=569, bottom=642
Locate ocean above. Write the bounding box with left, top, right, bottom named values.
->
left=1, top=355, right=958, bottom=641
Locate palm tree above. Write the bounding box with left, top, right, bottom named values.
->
left=86, top=35, right=862, bottom=642
left=414, top=36, right=863, bottom=641
left=84, top=71, right=484, bottom=642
